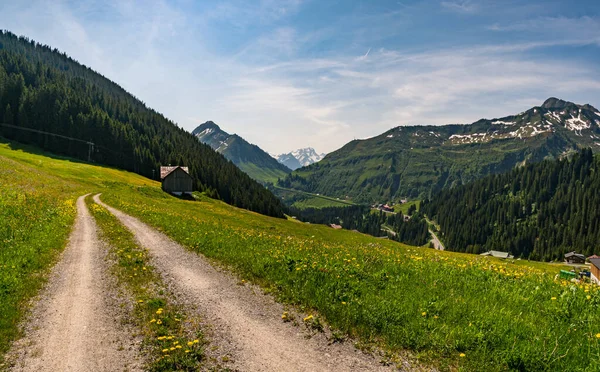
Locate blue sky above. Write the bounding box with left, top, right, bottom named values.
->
left=2, top=0, right=600, bottom=153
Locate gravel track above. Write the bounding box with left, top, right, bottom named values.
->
left=94, top=194, right=405, bottom=372
left=7, top=195, right=142, bottom=372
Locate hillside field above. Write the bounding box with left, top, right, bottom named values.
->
left=1, top=139, right=599, bottom=371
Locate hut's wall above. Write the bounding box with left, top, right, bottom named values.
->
left=162, top=168, right=193, bottom=193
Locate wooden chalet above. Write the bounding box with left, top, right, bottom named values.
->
left=564, top=251, right=586, bottom=264
left=590, top=257, right=600, bottom=285
left=160, top=166, right=193, bottom=195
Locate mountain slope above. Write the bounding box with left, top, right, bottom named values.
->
left=193, top=121, right=291, bottom=183
left=422, top=149, right=600, bottom=261
left=279, top=98, right=600, bottom=203
left=276, top=147, right=325, bottom=170
left=0, top=31, right=284, bottom=217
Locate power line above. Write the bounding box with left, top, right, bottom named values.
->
left=0, top=122, right=95, bottom=161
left=0, top=123, right=93, bottom=145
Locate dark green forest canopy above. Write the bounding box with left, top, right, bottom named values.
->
left=291, top=205, right=430, bottom=247
left=422, top=149, right=599, bottom=261
left=0, top=30, right=284, bottom=217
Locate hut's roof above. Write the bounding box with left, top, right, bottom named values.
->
left=160, top=166, right=190, bottom=180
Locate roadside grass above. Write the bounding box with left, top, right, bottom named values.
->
left=86, top=197, right=205, bottom=371
left=102, top=188, right=600, bottom=371
left=2, top=139, right=600, bottom=371
left=0, top=149, right=80, bottom=364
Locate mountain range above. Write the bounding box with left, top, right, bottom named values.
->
left=275, top=148, right=326, bottom=170
left=278, top=98, right=600, bottom=203
left=192, top=121, right=291, bottom=184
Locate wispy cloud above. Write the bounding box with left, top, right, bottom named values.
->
left=440, top=1, right=479, bottom=14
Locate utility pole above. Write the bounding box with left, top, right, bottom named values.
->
left=87, top=141, right=94, bottom=163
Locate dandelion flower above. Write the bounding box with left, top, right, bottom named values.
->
left=587, top=295, right=592, bottom=300
left=150, top=319, right=156, bottom=323
left=187, top=341, right=194, bottom=347
left=421, top=312, right=427, bottom=317
left=193, top=339, right=199, bottom=344
left=341, top=302, right=347, bottom=305
left=162, top=349, right=169, bottom=353
left=303, top=315, right=313, bottom=322
left=596, top=333, right=600, bottom=339
left=460, top=353, right=466, bottom=358
left=185, top=350, right=191, bottom=353
left=551, top=297, right=557, bottom=300
left=156, top=320, right=162, bottom=325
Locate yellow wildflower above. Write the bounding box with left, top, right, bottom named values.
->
left=421, top=312, right=427, bottom=317
left=460, top=353, right=466, bottom=358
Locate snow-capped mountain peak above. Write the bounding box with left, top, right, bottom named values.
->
left=276, top=147, right=326, bottom=170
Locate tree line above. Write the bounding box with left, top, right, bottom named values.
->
left=0, top=30, right=285, bottom=218
left=290, top=205, right=430, bottom=246
left=422, top=148, right=599, bottom=261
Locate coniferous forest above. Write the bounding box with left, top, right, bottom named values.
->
left=0, top=31, right=284, bottom=218
left=291, top=205, right=430, bottom=246
left=422, top=148, right=600, bottom=261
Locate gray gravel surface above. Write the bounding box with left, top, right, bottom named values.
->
left=7, top=195, right=142, bottom=372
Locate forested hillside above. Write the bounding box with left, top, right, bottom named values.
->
left=422, top=149, right=600, bottom=261
left=0, top=31, right=284, bottom=217
left=291, top=205, right=430, bottom=246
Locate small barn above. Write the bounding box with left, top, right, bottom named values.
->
left=589, top=258, right=600, bottom=285
left=160, top=166, right=193, bottom=195
left=564, top=251, right=586, bottom=264
left=480, top=250, right=514, bottom=259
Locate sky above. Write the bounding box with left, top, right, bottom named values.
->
left=2, top=0, right=600, bottom=154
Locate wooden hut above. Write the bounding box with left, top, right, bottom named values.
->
left=590, top=258, right=600, bottom=285
left=564, top=251, right=586, bottom=264
left=160, top=166, right=193, bottom=195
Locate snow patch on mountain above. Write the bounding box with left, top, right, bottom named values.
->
left=565, top=113, right=590, bottom=132
left=492, top=120, right=516, bottom=126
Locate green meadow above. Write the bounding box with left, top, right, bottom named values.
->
left=1, top=139, right=599, bottom=371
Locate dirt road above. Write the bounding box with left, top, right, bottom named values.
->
left=429, top=229, right=445, bottom=251
left=7, top=195, right=141, bottom=372
left=94, top=194, right=402, bottom=371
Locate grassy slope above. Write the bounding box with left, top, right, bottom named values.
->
left=1, top=139, right=599, bottom=371
left=237, top=161, right=289, bottom=184
left=273, top=186, right=356, bottom=209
